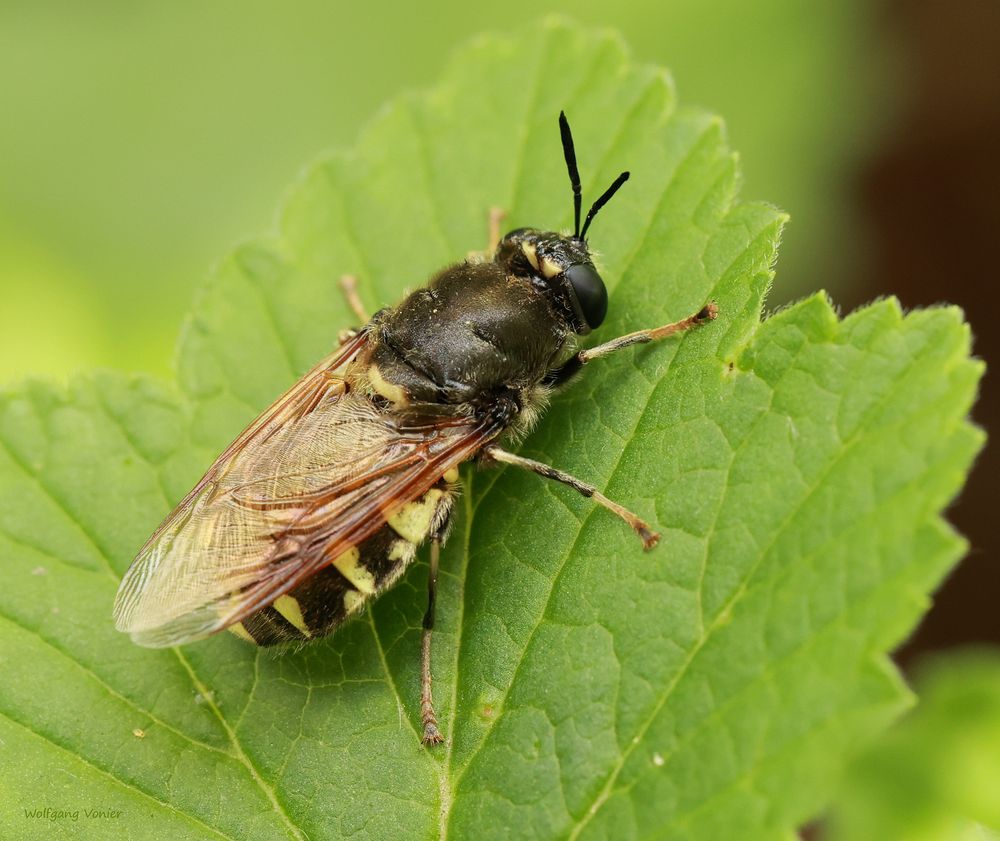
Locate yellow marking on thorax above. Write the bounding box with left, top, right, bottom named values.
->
left=540, top=256, right=562, bottom=279
left=331, top=546, right=376, bottom=596
left=367, top=364, right=408, bottom=405
left=273, top=595, right=312, bottom=637
left=228, top=622, right=255, bottom=643
left=443, top=466, right=460, bottom=484
left=387, top=488, right=444, bottom=543
left=343, top=590, right=365, bottom=615
left=522, top=241, right=540, bottom=271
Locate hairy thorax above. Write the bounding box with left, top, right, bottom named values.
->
left=361, top=261, right=573, bottom=424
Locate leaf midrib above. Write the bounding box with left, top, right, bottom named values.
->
left=369, top=31, right=672, bottom=837
left=443, top=116, right=732, bottom=812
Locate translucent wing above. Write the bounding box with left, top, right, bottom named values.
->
left=113, top=332, right=499, bottom=647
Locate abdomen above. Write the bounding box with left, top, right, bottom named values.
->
left=227, top=480, right=454, bottom=646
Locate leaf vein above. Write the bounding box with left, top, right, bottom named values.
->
left=0, top=708, right=240, bottom=841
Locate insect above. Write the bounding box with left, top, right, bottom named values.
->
left=113, top=113, right=717, bottom=744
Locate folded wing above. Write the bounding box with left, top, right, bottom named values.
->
left=113, top=332, right=497, bottom=647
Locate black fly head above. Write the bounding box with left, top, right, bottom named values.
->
left=492, top=112, right=630, bottom=334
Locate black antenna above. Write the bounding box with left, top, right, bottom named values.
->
left=559, top=111, right=583, bottom=237
left=580, top=171, right=630, bottom=240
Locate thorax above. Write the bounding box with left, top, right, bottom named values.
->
left=361, top=261, right=570, bottom=409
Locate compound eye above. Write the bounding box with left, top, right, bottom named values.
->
left=565, top=263, right=608, bottom=330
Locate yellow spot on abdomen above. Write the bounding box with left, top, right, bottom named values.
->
left=343, top=590, right=366, bottom=614
left=388, top=538, right=415, bottom=563
left=273, top=595, right=312, bottom=637
left=388, top=489, right=444, bottom=543
left=331, top=547, right=376, bottom=595
left=228, top=622, right=255, bottom=643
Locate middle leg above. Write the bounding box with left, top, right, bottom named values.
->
left=482, top=445, right=660, bottom=550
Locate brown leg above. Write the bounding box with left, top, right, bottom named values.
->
left=581, top=302, right=718, bottom=363
left=420, top=538, right=444, bottom=745
left=467, top=207, right=507, bottom=262
left=487, top=207, right=506, bottom=255
left=339, top=274, right=370, bottom=324
left=482, top=446, right=660, bottom=550
left=546, top=302, right=718, bottom=387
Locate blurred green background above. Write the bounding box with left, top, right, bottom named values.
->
left=827, top=650, right=1000, bottom=841
left=0, top=0, right=887, bottom=383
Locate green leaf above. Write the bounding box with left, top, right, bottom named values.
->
left=826, top=649, right=1000, bottom=841
left=0, top=19, right=983, bottom=841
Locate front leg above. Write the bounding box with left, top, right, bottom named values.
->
left=545, top=302, right=718, bottom=387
